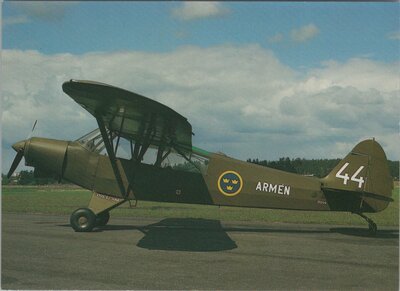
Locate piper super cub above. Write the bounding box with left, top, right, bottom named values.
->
left=7, top=80, right=394, bottom=234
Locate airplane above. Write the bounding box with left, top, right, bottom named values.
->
left=7, top=80, right=394, bottom=234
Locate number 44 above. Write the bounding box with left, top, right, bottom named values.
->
left=335, top=162, right=365, bottom=188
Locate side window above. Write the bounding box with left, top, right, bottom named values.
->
left=161, top=151, right=209, bottom=174
left=114, top=137, right=132, bottom=160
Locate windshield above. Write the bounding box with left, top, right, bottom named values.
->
left=76, top=128, right=115, bottom=153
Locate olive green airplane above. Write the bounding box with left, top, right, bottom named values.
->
left=7, top=80, right=394, bottom=234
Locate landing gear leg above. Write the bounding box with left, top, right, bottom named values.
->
left=355, top=212, right=377, bottom=235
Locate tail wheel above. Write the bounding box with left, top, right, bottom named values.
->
left=355, top=212, right=378, bottom=236
left=70, top=208, right=96, bottom=232
left=96, top=211, right=110, bottom=227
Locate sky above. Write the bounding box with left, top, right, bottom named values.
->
left=2, top=1, right=400, bottom=174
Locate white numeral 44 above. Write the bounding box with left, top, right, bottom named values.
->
left=335, top=163, right=365, bottom=188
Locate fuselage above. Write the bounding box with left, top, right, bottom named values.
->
left=19, top=137, right=389, bottom=213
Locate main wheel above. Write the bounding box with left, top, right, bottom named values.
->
left=96, top=211, right=110, bottom=227
left=70, top=208, right=96, bottom=232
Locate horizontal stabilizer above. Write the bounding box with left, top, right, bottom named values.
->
left=323, top=188, right=394, bottom=202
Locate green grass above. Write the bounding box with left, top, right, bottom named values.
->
left=2, top=185, right=399, bottom=226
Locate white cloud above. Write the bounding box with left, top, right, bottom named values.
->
left=387, top=31, right=400, bottom=40
left=2, top=45, right=399, bottom=174
left=268, top=24, right=320, bottom=44
left=311, top=58, right=399, bottom=92
left=3, top=15, right=30, bottom=26
left=290, top=23, right=320, bottom=43
left=268, top=33, right=283, bottom=44
left=9, top=2, right=76, bottom=22
left=171, top=2, right=230, bottom=21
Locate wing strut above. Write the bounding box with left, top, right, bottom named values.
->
left=114, top=114, right=126, bottom=155
left=96, top=115, right=127, bottom=199
left=132, top=113, right=156, bottom=162
left=154, top=125, right=168, bottom=167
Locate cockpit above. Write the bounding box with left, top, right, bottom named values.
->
left=76, top=129, right=209, bottom=174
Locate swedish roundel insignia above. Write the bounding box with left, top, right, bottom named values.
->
left=217, top=171, right=243, bottom=196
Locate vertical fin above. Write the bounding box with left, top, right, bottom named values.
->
left=322, top=139, right=393, bottom=212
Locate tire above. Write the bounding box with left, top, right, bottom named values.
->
left=96, top=211, right=110, bottom=227
left=70, top=208, right=96, bottom=232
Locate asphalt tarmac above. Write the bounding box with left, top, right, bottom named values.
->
left=2, top=213, right=398, bottom=290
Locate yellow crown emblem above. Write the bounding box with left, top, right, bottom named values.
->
left=218, top=171, right=243, bottom=196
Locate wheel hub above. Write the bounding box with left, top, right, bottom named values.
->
left=78, top=216, right=88, bottom=227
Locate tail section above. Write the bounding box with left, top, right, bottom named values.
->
left=322, top=139, right=393, bottom=213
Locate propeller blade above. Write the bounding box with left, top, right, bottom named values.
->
left=7, top=150, right=24, bottom=179
left=31, top=120, right=37, bottom=132
left=27, top=120, right=38, bottom=139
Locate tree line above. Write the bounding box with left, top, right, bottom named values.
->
left=2, top=171, right=65, bottom=186
left=246, top=157, right=399, bottom=179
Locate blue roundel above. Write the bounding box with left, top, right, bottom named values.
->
left=217, top=171, right=243, bottom=196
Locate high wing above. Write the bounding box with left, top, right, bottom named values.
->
left=62, top=80, right=193, bottom=152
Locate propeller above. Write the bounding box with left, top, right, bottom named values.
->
left=7, top=120, right=37, bottom=178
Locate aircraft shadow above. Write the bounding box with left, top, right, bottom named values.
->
left=134, top=218, right=238, bottom=252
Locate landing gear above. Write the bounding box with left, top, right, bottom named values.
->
left=70, top=209, right=111, bottom=232
left=70, top=192, right=126, bottom=232
left=70, top=208, right=97, bottom=232
left=355, top=212, right=377, bottom=235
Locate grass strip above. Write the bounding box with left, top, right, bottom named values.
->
left=2, top=186, right=398, bottom=226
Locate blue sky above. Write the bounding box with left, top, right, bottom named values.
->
left=2, top=2, right=399, bottom=173
left=4, top=2, right=399, bottom=68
